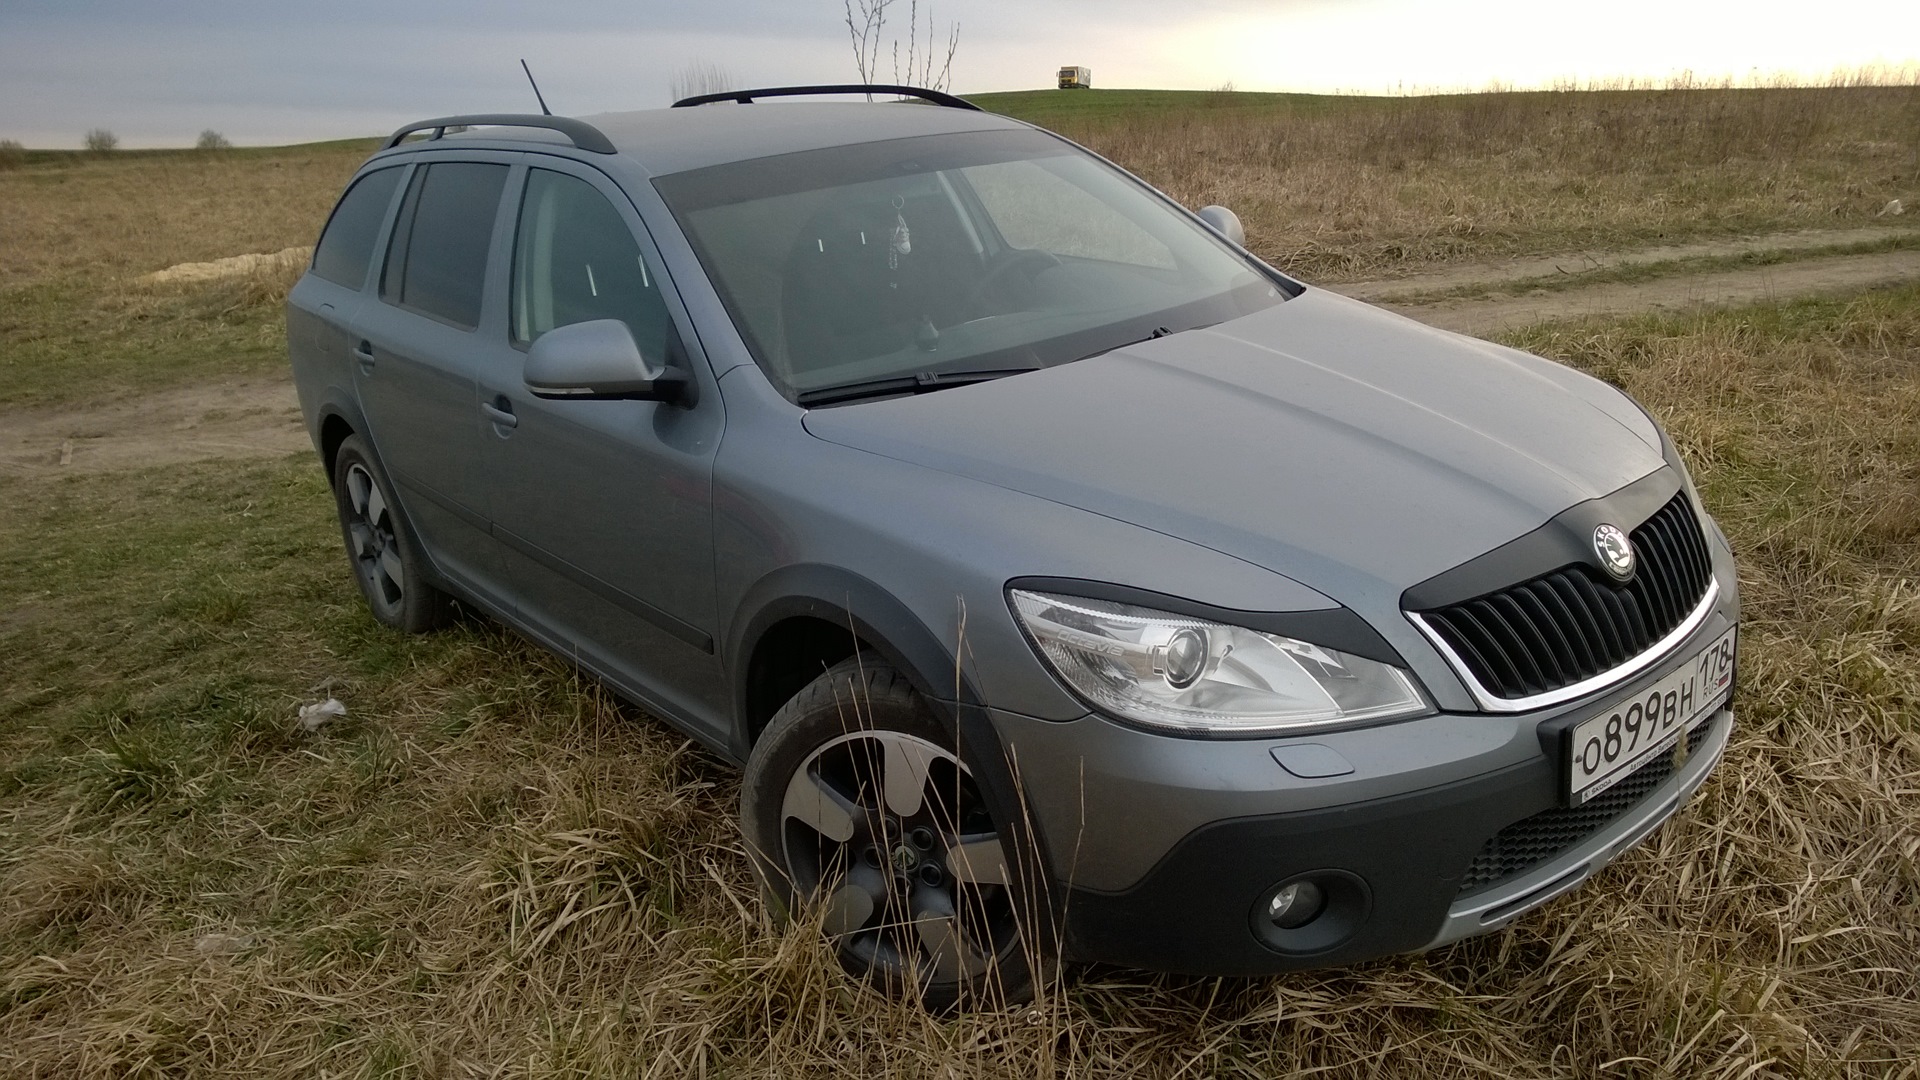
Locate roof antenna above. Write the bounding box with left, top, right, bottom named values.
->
left=520, top=59, right=552, bottom=116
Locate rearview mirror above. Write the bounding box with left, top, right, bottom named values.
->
left=1196, top=205, right=1246, bottom=247
left=524, top=319, right=687, bottom=403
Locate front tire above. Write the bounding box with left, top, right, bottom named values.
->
left=741, top=655, right=1037, bottom=1009
left=330, top=434, right=451, bottom=633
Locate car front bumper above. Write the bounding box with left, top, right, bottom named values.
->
left=1424, top=705, right=1727, bottom=950
left=987, top=602, right=1737, bottom=975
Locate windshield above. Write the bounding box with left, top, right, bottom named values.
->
left=653, top=128, right=1290, bottom=402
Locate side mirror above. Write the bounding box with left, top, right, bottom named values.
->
left=524, top=319, right=687, bottom=403
left=1196, top=205, right=1246, bottom=247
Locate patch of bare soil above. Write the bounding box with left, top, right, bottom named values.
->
left=0, top=375, right=307, bottom=477
left=1370, top=248, right=1920, bottom=335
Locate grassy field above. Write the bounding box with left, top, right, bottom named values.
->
left=974, top=86, right=1920, bottom=280
left=2, top=88, right=1919, bottom=1077
left=0, top=138, right=376, bottom=410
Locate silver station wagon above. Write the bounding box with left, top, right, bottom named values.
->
left=286, top=85, right=1738, bottom=1008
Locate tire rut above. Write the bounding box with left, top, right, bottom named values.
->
left=1330, top=226, right=1916, bottom=301
left=1362, top=248, right=1920, bottom=336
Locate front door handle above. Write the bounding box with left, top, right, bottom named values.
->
left=351, top=341, right=376, bottom=374
left=481, top=398, right=518, bottom=430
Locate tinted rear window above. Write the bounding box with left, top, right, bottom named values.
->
left=310, top=166, right=403, bottom=288
left=382, top=161, right=509, bottom=329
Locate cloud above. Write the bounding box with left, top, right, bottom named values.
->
left=2, top=0, right=1914, bottom=147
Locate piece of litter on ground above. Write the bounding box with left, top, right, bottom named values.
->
left=59, top=439, right=73, bottom=466
left=1878, top=199, right=1904, bottom=217
left=194, top=932, right=256, bottom=957
left=297, top=698, right=347, bottom=732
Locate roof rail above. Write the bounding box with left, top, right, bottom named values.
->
left=384, top=114, right=616, bottom=154
left=672, top=84, right=981, bottom=112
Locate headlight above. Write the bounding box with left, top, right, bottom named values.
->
left=1008, top=590, right=1430, bottom=735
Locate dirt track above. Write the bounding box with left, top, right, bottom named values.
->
left=0, top=376, right=308, bottom=477
left=1331, top=226, right=1912, bottom=301
left=3, top=226, right=1916, bottom=477
left=1370, top=247, right=1920, bottom=334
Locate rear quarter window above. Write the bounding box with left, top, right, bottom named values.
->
left=382, top=161, right=510, bottom=329
left=310, top=166, right=404, bottom=288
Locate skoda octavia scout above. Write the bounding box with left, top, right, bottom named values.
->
left=286, top=85, right=1738, bottom=1008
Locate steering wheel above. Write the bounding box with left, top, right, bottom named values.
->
left=965, top=247, right=1063, bottom=317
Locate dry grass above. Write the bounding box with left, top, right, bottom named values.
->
left=0, top=141, right=368, bottom=288
left=0, top=143, right=367, bottom=409
left=974, top=84, right=1920, bottom=280
left=2, top=89, right=1918, bottom=1077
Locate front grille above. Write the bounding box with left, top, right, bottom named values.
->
left=1455, top=721, right=1713, bottom=898
left=1420, top=493, right=1714, bottom=701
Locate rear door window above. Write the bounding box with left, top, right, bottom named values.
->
left=510, top=168, right=678, bottom=362
left=381, top=161, right=510, bottom=329
left=310, top=166, right=404, bottom=288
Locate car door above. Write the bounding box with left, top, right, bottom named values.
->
left=352, top=155, right=515, bottom=596
left=476, top=160, right=727, bottom=736
left=287, top=164, right=408, bottom=415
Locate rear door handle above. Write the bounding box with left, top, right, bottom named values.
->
left=481, top=398, right=518, bottom=430
left=351, top=340, right=376, bottom=374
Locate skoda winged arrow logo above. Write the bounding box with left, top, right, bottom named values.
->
left=1594, top=523, right=1636, bottom=582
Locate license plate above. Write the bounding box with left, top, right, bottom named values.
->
left=1568, top=627, right=1736, bottom=804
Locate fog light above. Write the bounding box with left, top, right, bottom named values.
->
left=1266, top=879, right=1326, bottom=929
left=1250, top=871, right=1369, bottom=955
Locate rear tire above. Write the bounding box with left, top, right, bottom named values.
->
left=741, top=654, right=1038, bottom=1010
left=330, top=434, right=451, bottom=633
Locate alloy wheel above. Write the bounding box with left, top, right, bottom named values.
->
left=779, top=729, right=1019, bottom=989
left=343, top=462, right=405, bottom=608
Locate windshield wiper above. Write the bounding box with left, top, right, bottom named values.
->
left=1070, top=325, right=1176, bottom=365
left=796, top=367, right=1039, bottom=407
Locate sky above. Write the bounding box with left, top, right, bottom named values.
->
left=3, top=0, right=1917, bottom=148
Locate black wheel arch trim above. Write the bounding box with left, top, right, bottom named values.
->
left=1005, top=576, right=1404, bottom=667
left=312, top=394, right=371, bottom=473
left=726, top=564, right=984, bottom=734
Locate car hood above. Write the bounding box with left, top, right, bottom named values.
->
left=801, top=288, right=1665, bottom=604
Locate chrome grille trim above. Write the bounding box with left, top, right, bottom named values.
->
left=1410, top=576, right=1719, bottom=713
